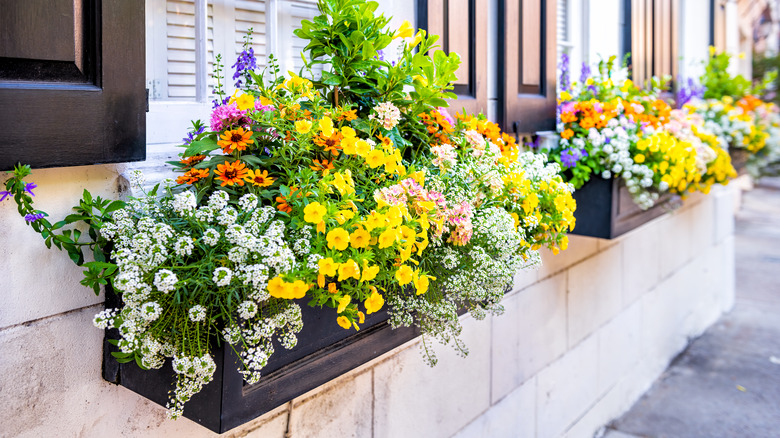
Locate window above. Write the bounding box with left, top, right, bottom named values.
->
left=144, top=0, right=321, bottom=146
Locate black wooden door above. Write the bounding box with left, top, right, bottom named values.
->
left=0, top=0, right=145, bottom=171
left=499, top=0, right=557, bottom=134
left=417, top=0, right=488, bottom=116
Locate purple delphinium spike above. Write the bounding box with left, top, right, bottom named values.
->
left=24, top=213, right=45, bottom=222
left=580, top=63, right=591, bottom=84
left=24, top=182, right=36, bottom=196
left=232, top=47, right=257, bottom=88
left=559, top=53, right=570, bottom=91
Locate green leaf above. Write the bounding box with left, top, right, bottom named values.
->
left=320, top=71, right=342, bottom=86
left=184, top=137, right=219, bottom=156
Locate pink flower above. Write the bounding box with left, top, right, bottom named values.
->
left=210, top=103, right=250, bottom=132
left=435, top=107, right=456, bottom=127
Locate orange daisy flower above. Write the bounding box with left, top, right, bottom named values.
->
left=313, top=132, right=344, bottom=156
left=245, top=169, right=276, bottom=187
left=218, top=128, right=254, bottom=154
left=376, top=134, right=393, bottom=149
left=214, top=161, right=249, bottom=187
left=310, top=159, right=335, bottom=176
left=176, top=168, right=210, bottom=185
left=180, top=155, right=207, bottom=167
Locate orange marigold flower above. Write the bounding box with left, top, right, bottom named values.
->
left=218, top=128, right=254, bottom=154
left=245, top=169, right=276, bottom=187
left=214, top=160, right=249, bottom=187
left=561, top=129, right=575, bottom=140
left=337, top=109, right=358, bottom=121
left=560, top=111, right=578, bottom=124
left=176, top=168, right=210, bottom=185
left=579, top=117, right=595, bottom=129
left=180, top=155, right=206, bottom=167
left=310, top=158, right=335, bottom=176
left=313, top=132, right=344, bottom=156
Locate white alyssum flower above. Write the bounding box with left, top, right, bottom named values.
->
left=202, top=228, right=220, bottom=246
left=153, top=269, right=178, bottom=293
left=140, top=302, right=163, bottom=321
left=188, top=305, right=207, bottom=322
left=237, top=301, right=258, bottom=319
left=172, top=191, right=197, bottom=215
left=213, top=267, right=233, bottom=286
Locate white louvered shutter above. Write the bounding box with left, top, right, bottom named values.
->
left=557, top=0, right=572, bottom=57
left=165, top=0, right=214, bottom=99
left=235, top=0, right=268, bottom=72
left=280, top=0, right=323, bottom=78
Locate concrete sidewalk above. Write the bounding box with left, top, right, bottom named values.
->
left=603, top=178, right=780, bottom=438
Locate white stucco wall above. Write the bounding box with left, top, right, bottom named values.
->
left=679, top=0, right=712, bottom=81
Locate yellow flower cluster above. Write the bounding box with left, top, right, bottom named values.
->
left=636, top=132, right=700, bottom=194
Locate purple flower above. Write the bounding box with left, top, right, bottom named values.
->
left=182, top=125, right=206, bottom=145
left=676, top=77, right=705, bottom=108
left=561, top=147, right=588, bottom=168
left=24, top=182, right=36, bottom=196
left=0, top=191, right=11, bottom=202
left=580, top=63, right=591, bottom=84
left=24, top=213, right=45, bottom=222
left=211, top=96, right=230, bottom=109
left=232, top=47, right=257, bottom=88
left=559, top=53, right=570, bottom=91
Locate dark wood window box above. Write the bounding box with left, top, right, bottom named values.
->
left=729, top=148, right=749, bottom=175
left=570, top=177, right=682, bottom=239
left=102, top=289, right=421, bottom=433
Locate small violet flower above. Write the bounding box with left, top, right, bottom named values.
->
left=25, top=182, right=37, bottom=196
left=0, top=191, right=11, bottom=202
left=24, top=213, right=45, bottom=222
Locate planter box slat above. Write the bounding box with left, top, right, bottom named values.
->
left=571, top=177, right=681, bottom=239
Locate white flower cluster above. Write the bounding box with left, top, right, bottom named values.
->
left=95, top=188, right=305, bottom=418
left=369, top=101, right=402, bottom=130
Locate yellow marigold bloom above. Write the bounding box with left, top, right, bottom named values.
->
left=295, top=120, right=313, bottom=134
left=337, top=315, right=351, bottom=329
left=319, top=116, right=334, bottom=137
left=365, top=149, right=385, bottom=168
left=393, top=20, right=414, bottom=39
left=303, top=201, right=327, bottom=224
left=350, top=228, right=371, bottom=248
left=338, top=259, right=360, bottom=281
left=337, top=294, right=352, bottom=313
left=634, top=153, right=645, bottom=164
left=396, top=265, right=414, bottom=285
left=361, top=261, right=380, bottom=282
left=378, top=228, right=397, bottom=249
left=414, top=272, right=430, bottom=295
left=355, top=139, right=372, bottom=157
left=365, top=290, right=384, bottom=314
left=318, top=257, right=339, bottom=277
left=326, top=227, right=350, bottom=251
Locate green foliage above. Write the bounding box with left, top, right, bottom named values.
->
left=3, top=164, right=120, bottom=295
left=701, top=49, right=752, bottom=100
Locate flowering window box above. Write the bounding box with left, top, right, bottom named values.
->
left=103, top=286, right=421, bottom=433
left=570, top=177, right=681, bottom=239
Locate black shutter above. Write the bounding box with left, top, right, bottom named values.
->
left=417, top=0, right=488, bottom=116
left=0, top=0, right=146, bottom=171
left=499, top=0, right=558, bottom=134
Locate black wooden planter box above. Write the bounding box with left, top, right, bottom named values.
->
left=570, top=177, right=682, bottom=239
left=103, top=290, right=420, bottom=433
left=729, top=148, right=749, bottom=175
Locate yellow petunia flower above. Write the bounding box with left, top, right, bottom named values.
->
left=395, top=265, right=414, bottom=285
left=295, top=120, right=313, bottom=134
left=350, top=228, right=371, bottom=248
left=393, top=20, right=414, bottom=40
left=326, top=227, right=350, bottom=251
left=318, top=257, right=339, bottom=277
left=338, top=259, right=361, bottom=282
left=337, top=316, right=351, bottom=329
left=365, top=149, right=385, bottom=168
left=365, top=289, right=384, bottom=314
left=337, top=295, right=352, bottom=313
left=303, top=201, right=327, bottom=224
